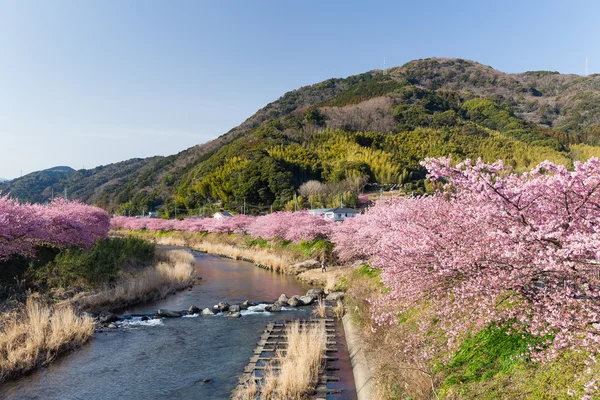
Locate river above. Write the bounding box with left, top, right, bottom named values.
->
left=0, top=251, right=342, bottom=400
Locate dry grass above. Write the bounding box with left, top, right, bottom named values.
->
left=126, top=231, right=302, bottom=273
left=0, top=298, right=94, bottom=383
left=77, top=249, right=196, bottom=312
left=325, top=274, right=337, bottom=293
left=189, top=241, right=294, bottom=272
left=333, top=302, right=345, bottom=320
left=297, top=264, right=358, bottom=287
left=231, top=378, right=258, bottom=400
left=346, top=273, right=439, bottom=400
left=232, top=321, right=326, bottom=400
left=313, top=298, right=327, bottom=319
left=264, top=321, right=326, bottom=400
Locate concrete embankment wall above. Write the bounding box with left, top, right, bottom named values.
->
left=343, top=314, right=374, bottom=400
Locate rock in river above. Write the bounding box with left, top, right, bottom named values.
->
left=157, top=309, right=183, bottom=318
left=188, top=305, right=201, bottom=314
left=229, top=313, right=242, bottom=318
left=229, top=305, right=241, bottom=313
left=265, top=304, right=282, bottom=312
left=306, top=288, right=325, bottom=299
left=287, top=296, right=301, bottom=307
left=217, top=302, right=230, bottom=312
left=201, top=308, right=216, bottom=316
left=326, top=292, right=345, bottom=301
left=278, top=294, right=289, bottom=303
left=240, top=300, right=255, bottom=309
left=98, top=311, right=119, bottom=324
left=299, top=296, right=314, bottom=305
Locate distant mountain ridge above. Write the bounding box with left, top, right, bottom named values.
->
left=0, top=166, right=75, bottom=203
left=5, top=57, right=600, bottom=212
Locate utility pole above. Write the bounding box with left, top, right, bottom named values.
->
left=340, top=194, right=343, bottom=207
left=380, top=187, right=383, bottom=201
left=64, top=187, right=68, bottom=200
left=243, top=197, right=246, bottom=215
left=51, top=188, right=54, bottom=201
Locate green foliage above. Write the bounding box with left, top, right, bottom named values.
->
left=296, top=238, right=333, bottom=257
left=304, top=108, right=326, bottom=127
left=323, top=74, right=408, bottom=106
left=438, top=327, right=600, bottom=399
left=0, top=246, right=61, bottom=300
left=247, top=237, right=269, bottom=248
left=8, top=58, right=600, bottom=216
left=36, top=237, right=155, bottom=288
left=354, top=264, right=381, bottom=280
left=461, top=99, right=564, bottom=150
left=0, top=167, right=74, bottom=204
left=524, top=70, right=560, bottom=76
left=440, top=324, right=550, bottom=387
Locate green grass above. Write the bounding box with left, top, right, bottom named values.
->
left=440, top=324, right=550, bottom=386
left=440, top=347, right=600, bottom=399
left=247, top=237, right=333, bottom=258
left=432, top=323, right=600, bottom=400
left=354, top=264, right=380, bottom=280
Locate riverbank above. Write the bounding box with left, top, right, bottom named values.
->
left=0, top=251, right=320, bottom=400
left=0, top=245, right=196, bottom=385
left=74, top=248, right=196, bottom=313
left=113, top=229, right=331, bottom=275
left=0, top=298, right=94, bottom=384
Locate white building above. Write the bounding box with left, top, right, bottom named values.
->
left=309, top=207, right=359, bottom=222
left=213, top=211, right=233, bottom=220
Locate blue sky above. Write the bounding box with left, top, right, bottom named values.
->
left=0, top=0, right=597, bottom=179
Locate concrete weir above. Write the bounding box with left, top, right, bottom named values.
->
left=232, top=318, right=344, bottom=399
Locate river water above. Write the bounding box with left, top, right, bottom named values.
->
left=0, top=252, right=338, bottom=400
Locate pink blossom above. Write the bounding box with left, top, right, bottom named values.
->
left=0, top=195, right=109, bottom=259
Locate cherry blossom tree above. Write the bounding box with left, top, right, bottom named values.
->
left=0, top=195, right=110, bottom=260
left=333, top=157, right=600, bottom=357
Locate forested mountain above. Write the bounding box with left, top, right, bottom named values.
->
left=5, top=57, right=600, bottom=214
left=0, top=166, right=75, bottom=203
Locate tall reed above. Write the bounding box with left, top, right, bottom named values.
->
left=0, top=298, right=94, bottom=383
left=78, top=249, right=195, bottom=311
left=261, top=321, right=326, bottom=399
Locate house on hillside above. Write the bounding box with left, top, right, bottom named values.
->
left=213, top=211, right=233, bottom=219
left=309, top=207, right=359, bottom=222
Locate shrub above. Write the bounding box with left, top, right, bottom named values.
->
left=36, top=237, right=155, bottom=288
